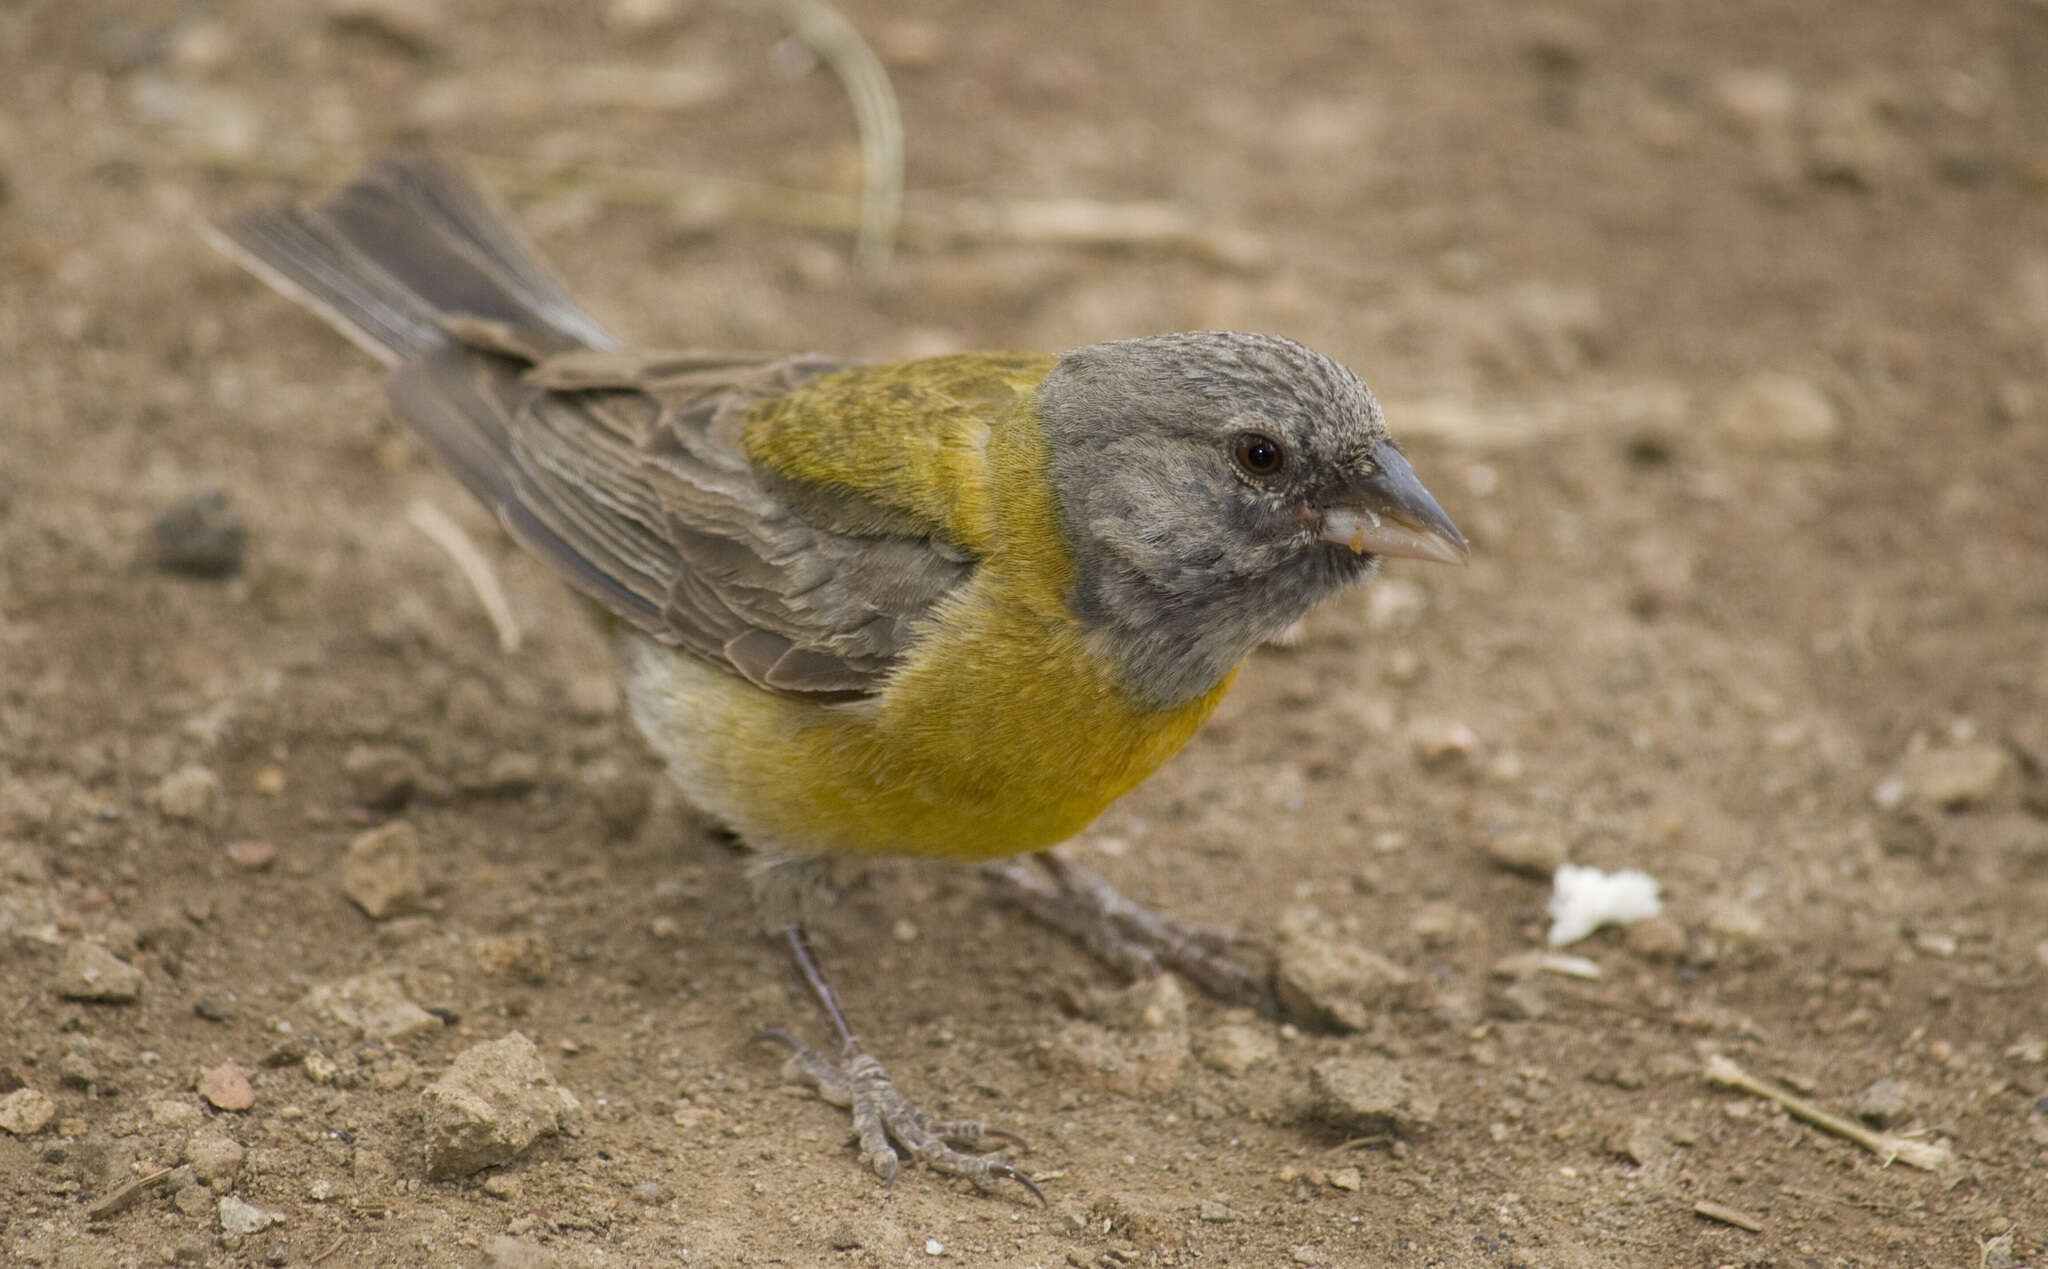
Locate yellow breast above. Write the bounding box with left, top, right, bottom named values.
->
left=623, top=359, right=1238, bottom=861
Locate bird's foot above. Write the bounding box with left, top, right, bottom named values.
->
left=754, top=1029, right=1043, bottom=1203
left=986, top=854, right=1278, bottom=1015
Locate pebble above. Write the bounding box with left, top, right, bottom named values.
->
left=1900, top=742, right=2013, bottom=810
left=1712, top=371, right=1843, bottom=453
left=468, top=932, right=553, bottom=985
left=1328, top=1167, right=1362, bottom=1192
left=421, top=1032, right=582, bottom=1179
left=304, top=972, right=443, bottom=1041
left=481, top=1172, right=523, bottom=1201
left=1198, top=1021, right=1278, bottom=1077
left=152, top=764, right=223, bottom=824
left=1409, top=720, right=1480, bottom=770
left=0, top=1087, right=57, bottom=1136
left=1483, top=828, right=1566, bottom=879
left=199, top=1063, right=255, bottom=1112
left=1624, top=915, right=1688, bottom=962
left=342, top=821, right=425, bottom=919
left=342, top=744, right=419, bottom=812
left=183, top=1127, right=246, bottom=1185
left=216, top=1195, right=282, bottom=1236
left=147, top=491, right=246, bottom=579
left=225, top=840, right=277, bottom=871
left=56, top=941, right=144, bottom=1003
left=1307, top=1056, right=1439, bottom=1136
left=1274, top=928, right=1417, bottom=1032
left=1197, top=1199, right=1238, bottom=1222
left=1852, top=1077, right=1913, bottom=1128
left=59, top=1049, right=98, bottom=1088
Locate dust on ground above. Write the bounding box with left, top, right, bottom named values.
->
left=3, top=1, right=2047, bottom=1265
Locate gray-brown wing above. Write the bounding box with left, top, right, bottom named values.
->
left=387, top=339, right=976, bottom=700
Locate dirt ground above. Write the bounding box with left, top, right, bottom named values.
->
left=4, top=0, right=2047, bottom=1265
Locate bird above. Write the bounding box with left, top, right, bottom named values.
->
left=208, top=153, right=1468, bottom=1201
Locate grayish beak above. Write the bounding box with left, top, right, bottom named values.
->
left=1316, top=446, right=1470, bottom=565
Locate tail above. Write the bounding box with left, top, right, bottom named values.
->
left=206, top=153, right=618, bottom=364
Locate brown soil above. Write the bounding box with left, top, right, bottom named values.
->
left=4, top=1, right=2047, bottom=1265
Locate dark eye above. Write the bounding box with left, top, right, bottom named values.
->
left=1232, top=431, right=1283, bottom=476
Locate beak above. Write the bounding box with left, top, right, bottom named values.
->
left=1316, top=446, right=1470, bottom=565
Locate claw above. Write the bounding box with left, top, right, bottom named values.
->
left=747, top=1025, right=1043, bottom=1203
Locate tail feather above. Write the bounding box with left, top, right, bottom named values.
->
left=206, top=154, right=616, bottom=364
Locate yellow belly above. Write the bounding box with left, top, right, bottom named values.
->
left=621, top=581, right=1235, bottom=862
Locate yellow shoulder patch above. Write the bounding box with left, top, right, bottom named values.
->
left=741, top=353, right=1057, bottom=554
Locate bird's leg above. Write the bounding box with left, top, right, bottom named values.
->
left=755, top=926, right=1043, bottom=1202
left=986, top=852, right=1278, bottom=1015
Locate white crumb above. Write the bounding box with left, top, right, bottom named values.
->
left=1546, top=863, right=1663, bottom=946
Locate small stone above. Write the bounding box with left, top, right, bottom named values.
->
left=0, top=1087, right=57, bottom=1136
left=481, top=1172, right=523, bottom=1201
left=1197, top=1200, right=1238, bottom=1222
left=148, top=491, right=246, bottom=579
left=225, top=840, right=277, bottom=871
left=421, top=1032, right=581, bottom=1179
left=1328, top=1167, right=1362, bottom=1192
left=1409, top=719, right=1479, bottom=769
left=1713, top=372, right=1843, bottom=453
left=58, top=1050, right=98, bottom=1088
left=1852, top=1076, right=1913, bottom=1128
left=56, top=941, right=144, bottom=1003
left=632, top=1180, right=664, bottom=1206
left=342, top=744, right=418, bottom=812
left=1483, top=829, right=1566, bottom=878
left=1307, top=1056, right=1439, bottom=1136
left=468, top=932, right=553, bottom=985
left=303, top=1052, right=341, bottom=1084
left=217, top=1195, right=282, bottom=1236
left=152, top=764, right=223, bottom=824
left=1198, top=1021, right=1277, bottom=1077
left=1609, top=1117, right=1665, bottom=1167
left=1900, top=743, right=2014, bottom=810
left=1700, top=898, right=1766, bottom=942
left=1274, top=927, right=1416, bottom=1033
left=1489, top=980, right=1549, bottom=1021
left=1291, top=1247, right=1324, bottom=1266
left=342, top=821, right=424, bottom=919
left=183, top=1127, right=246, bottom=1185
left=1623, top=915, right=1687, bottom=962
left=199, top=1063, right=255, bottom=1111
left=304, top=972, right=442, bottom=1041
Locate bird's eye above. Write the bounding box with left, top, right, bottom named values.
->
left=1232, top=431, right=1284, bottom=477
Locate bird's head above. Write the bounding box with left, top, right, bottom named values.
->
left=1039, top=331, right=1467, bottom=707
